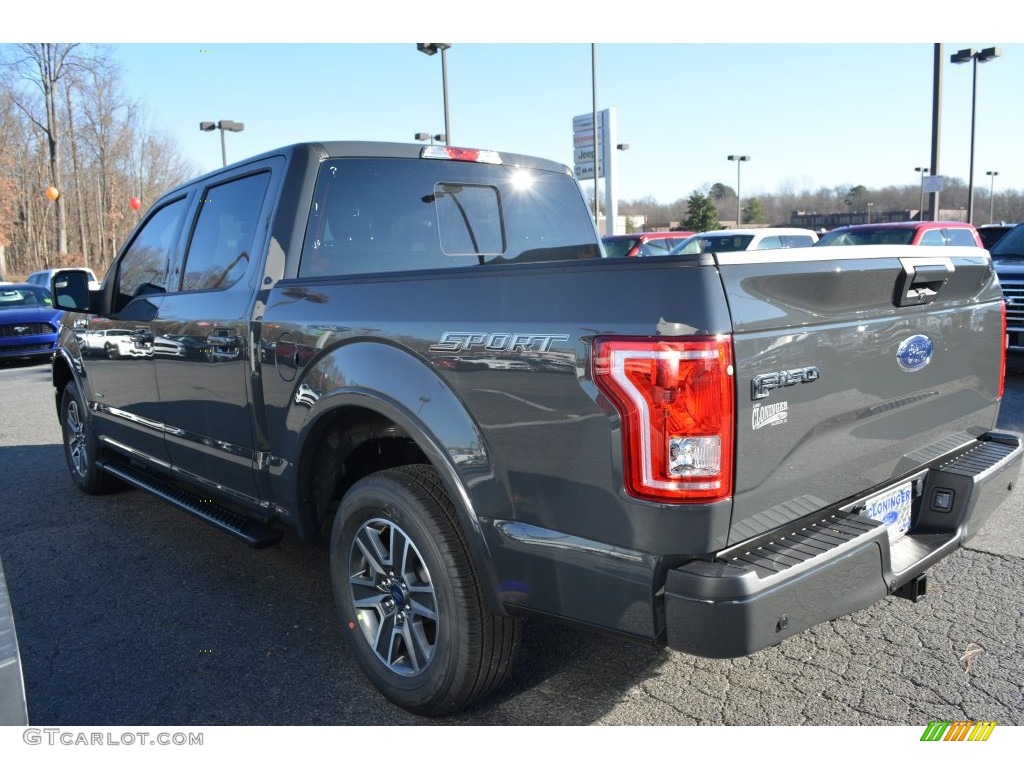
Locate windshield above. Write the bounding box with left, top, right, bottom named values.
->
left=990, top=225, right=1024, bottom=261
left=978, top=227, right=1013, bottom=250
left=0, top=286, right=53, bottom=307
left=669, top=234, right=754, bottom=255
left=816, top=228, right=915, bottom=246
left=601, top=237, right=640, bottom=259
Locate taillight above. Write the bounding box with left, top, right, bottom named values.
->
left=593, top=336, right=735, bottom=503
left=1000, top=298, right=1007, bottom=400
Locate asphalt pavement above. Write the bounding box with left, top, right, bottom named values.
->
left=0, top=359, right=1022, bottom=727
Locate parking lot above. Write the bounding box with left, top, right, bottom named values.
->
left=1, top=358, right=1022, bottom=727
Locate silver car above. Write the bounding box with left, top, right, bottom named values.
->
left=0, top=557, right=28, bottom=725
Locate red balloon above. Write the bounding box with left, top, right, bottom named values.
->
left=45, top=186, right=59, bottom=201
left=129, top=196, right=141, bottom=211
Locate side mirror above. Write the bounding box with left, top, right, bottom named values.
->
left=52, top=270, right=93, bottom=312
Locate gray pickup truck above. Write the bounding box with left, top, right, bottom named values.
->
left=50, top=141, right=1021, bottom=716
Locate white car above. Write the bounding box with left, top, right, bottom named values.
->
left=82, top=328, right=150, bottom=359
left=669, top=227, right=819, bottom=255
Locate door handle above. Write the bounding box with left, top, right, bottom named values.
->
left=206, top=329, right=241, bottom=360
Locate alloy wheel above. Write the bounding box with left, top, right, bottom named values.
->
left=348, top=517, right=438, bottom=676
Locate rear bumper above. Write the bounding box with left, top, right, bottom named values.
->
left=664, top=431, right=1023, bottom=658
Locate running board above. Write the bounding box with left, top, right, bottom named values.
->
left=98, top=459, right=284, bottom=549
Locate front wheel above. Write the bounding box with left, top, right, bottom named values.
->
left=60, top=381, right=117, bottom=494
left=329, top=465, right=521, bottom=716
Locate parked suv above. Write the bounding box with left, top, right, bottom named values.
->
left=989, top=223, right=1024, bottom=368
left=815, top=221, right=983, bottom=248
left=978, top=223, right=1018, bottom=251
left=602, top=231, right=695, bottom=258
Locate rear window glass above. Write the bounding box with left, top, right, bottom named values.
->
left=299, top=158, right=599, bottom=277
left=817, top=228, right=915, bottom=246
left=754, top=236, right=782, bottom=250
left=435, top=183, right=505, bottom=256
left=700, top=234, right=754, bottom=252
left=943, top=229, right=980, bottom=247
left=601, top=238, right=639, bottom=258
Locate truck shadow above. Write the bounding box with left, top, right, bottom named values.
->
left=449, top=620, right=672, bottom=725
left=0, top=442, right=671, bottom=726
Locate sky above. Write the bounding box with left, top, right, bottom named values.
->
left=4, top=2, right=1024, bottom=208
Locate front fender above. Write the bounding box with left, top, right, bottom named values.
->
left=51, top=327, right=88, bottom=415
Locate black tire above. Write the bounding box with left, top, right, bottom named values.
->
left=329, top=464, right=521, bottom=716
left=104, top=343, right=119, bottom=360
left=59, top=380, right=118, bottom=494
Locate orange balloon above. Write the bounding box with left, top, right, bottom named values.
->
left=45, top=186, right=59, bottom=201
left=129, top=196, right=141, bottom=211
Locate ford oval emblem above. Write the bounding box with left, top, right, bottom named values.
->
left=897, top=334, right=933, bottom=372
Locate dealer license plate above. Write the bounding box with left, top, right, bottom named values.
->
left=862, top=482, right=913, bottom=542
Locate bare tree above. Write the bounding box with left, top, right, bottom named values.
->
left=6, top=44, right=83, bottom=258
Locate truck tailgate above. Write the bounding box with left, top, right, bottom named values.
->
left=716, top=245, right=1005, bottom=545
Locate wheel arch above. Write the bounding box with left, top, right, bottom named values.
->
left=285, top=341, right=509, bottom=615
left=51, top=347, right=83, bottom=416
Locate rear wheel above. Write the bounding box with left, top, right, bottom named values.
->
left=329, top=464, right=521, bottom=716
left=60, top=381, right=117, bottom=494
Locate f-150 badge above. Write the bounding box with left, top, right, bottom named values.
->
left=750, top=366, right=820, bottom=400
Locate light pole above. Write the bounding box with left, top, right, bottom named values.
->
left=199, top=120, right=244, bottom=167
left=417, top=44, right=451, bottom=146
left=867, top=201, right=874, bottom=224
left=986, top=170, right=999, bottom=224
left=727, top=155, right=750, bottom=227
left=950, top=46, right=1001, bottom=224
left=915, top=166, right=929, bottom=221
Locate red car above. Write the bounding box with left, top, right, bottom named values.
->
left=816, top=221, right=983, bottom=248
left=602, top=231, right=696, bottom=258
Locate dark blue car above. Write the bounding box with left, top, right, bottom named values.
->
left=0, top=283, right=62, bottom=363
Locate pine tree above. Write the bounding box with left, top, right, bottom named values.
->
left=684, top=191, right=721, bottom=232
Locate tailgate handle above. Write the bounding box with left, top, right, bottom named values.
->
left=895, top=260, right=953, bottom=307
